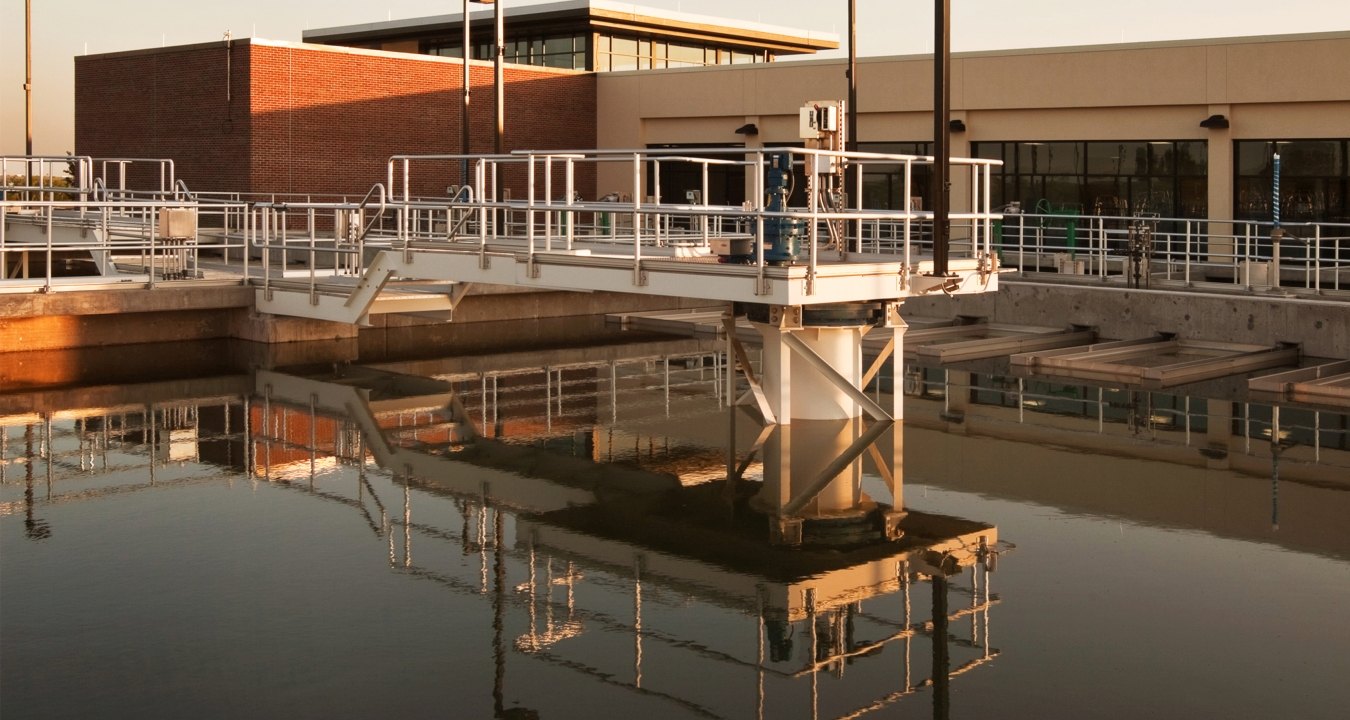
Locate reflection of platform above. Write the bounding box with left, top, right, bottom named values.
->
left=521, top=482, right=995, bottom=619
left=1249, top=360, right=1350, bottom=409
left=1011, top=335, right=1299, bottom=388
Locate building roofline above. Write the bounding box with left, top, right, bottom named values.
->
left=76, top=37, right=587, bottom=74
left=304, top=0, right=838, bottom=54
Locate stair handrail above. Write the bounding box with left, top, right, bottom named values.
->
left=446, top=184, right=475, bottom=242
left=174, top=178, right=196, bottom=202
left=355, top=182, right=388, bottom=246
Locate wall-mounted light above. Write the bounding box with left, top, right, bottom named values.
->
left=734, top=123, right=759, bottom=136
left=949, top=119, right=966, bottom=133
left=1200, top=114, right=1229, bottom=129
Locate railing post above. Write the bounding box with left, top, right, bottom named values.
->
left=1185, top=220, right=1192, bottom=286
left=631, top=153, right=642, bottom=286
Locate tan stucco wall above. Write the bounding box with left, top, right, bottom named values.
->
left=595, top=32, right=1350, bottom=217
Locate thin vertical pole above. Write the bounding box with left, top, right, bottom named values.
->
left=462, top=0, right=472, bottom=184
left=26, top=0, right=34, bottom=158
left=930, top=0, right=951, bottom=276
left=493, top=0, right=504, bottom=156
left=845, top=0, right=858, bottom=245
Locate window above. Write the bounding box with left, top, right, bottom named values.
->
left=972, top=140, right=1208, bottom=219
left=1234, top=139, right=1349, bottom=224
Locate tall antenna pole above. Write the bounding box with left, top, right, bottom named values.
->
left=930, top=0, right=951, bottom=276
left=493, top=0, right=504, bottom=156
left=845, top=0, right=858, bottom=241
left=26, top=0, right=35, bottom=157
left=462, top=0, right=472, bottom=184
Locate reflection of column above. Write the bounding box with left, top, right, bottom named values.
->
left=761, top=419, right=863, bottom=515
left=931, top=574, right=950, bottom=720
left=1204, top=398, right=1232, bottom=469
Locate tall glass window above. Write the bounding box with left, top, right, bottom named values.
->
left=1234, top=139, right=1349, bottom=224
left=971, top=140, right=1207, bottom=220
left=857, top=142, right=931, bottom=210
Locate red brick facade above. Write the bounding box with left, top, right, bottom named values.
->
left=76, top=40, right=596, bottom=199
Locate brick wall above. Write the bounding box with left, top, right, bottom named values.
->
left=76, top=41, right=597, bottom=199
left=76, top=42, right=251, bottom=194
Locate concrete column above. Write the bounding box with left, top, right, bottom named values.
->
left=791, top=326, right=864, bottom=421
left=1205, top=104, right=1234, bottom=261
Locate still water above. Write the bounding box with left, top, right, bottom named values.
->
left=3, top=320, right=1349, bottom=719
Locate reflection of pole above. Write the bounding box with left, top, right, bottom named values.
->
left=634, top=558, right=644, bottom=688
left=492, top=509, right=506, bottom=717
left=1271, top=405, right=1281, bottom=531
left=932, top=574, right=950, bottom=720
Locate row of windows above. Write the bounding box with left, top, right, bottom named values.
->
left=595, top=35, right=764, bottom=72
left=423, top=33, right=589, bottom=70
left=421, top=32, right=766, bottom=72
left=644, top=139, right=1350, bottom=225
left=970, top=141, right=1209, bottom=219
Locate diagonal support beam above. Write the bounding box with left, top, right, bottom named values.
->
left=724, top=315, right=777, bottom=425
left=861, top=336, right=896, bottom=390
left=732, top=422, right=777, bottom=482
left=782, top=332, right=892, bottom=422
left=782, top=419, right=893, bottom=516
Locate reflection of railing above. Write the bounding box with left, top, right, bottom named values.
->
left=907, top=367, right=1350, bottom=464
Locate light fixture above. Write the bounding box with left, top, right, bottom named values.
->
left=734, top=123, right=759, bottom=136
left=1200, top=114, right=1229, bottom=129
left=949, top=119, right=966, bottom=133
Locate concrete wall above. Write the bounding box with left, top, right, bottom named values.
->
left=902, top=280, right=1350, bottom=359
left=596, top=32, right=1350, bottom=218
left=77, top=40, right=597, bottom=198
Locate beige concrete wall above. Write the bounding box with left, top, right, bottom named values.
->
left=596, top=32, right=1350, bottom=217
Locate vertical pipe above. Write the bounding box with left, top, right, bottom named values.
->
left=494, top=0, right=504, bottom=156
left=25, top=0, right=34, bottom=159
left=930, top=0, right=952, bottom=276
left=845, top=0, right=858, bottom=251
left=462, top=0, right=472, bottom=184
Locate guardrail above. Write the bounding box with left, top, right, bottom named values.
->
left=994, top=212, right=1349, bottom=295
left=1, top=197, right=251, bottom=292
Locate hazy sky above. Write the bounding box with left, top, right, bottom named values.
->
left=3, top=0, right=1348, bottom=155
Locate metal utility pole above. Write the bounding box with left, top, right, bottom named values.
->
left=461, top=0, right=472, bottom=184
left=493, top=0, right=504, bottom=155
left=845, top=0, right=858, bottom=245
left=847, top=0, right=857, bottom=154
left=25, top=0, right=34, bottom=157
left=930, top=0, right=952, bottom=276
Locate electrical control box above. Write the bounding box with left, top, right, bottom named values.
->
left=798, top=103, right=838, bottom=139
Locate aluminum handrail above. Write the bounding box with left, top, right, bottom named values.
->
left=995, top=211, right=1348, bottom=295
left=2, top=198, right=250, bottom=292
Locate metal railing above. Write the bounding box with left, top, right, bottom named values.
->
left=1, top=197, right=251, bottom=292
left=376, top=147, right=1003, bottom=293
left=994, top=211, right=1349, bottom=295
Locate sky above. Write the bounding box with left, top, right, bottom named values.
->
left=3, top=0, right=1349, bottom=155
